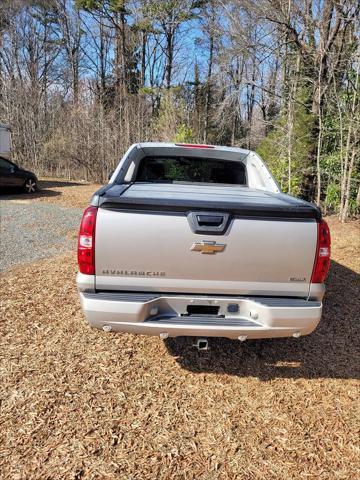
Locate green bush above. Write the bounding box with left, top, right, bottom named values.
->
left=174, top=124, right=194, bottom=143
left=257, top=105, right=315, bottom=197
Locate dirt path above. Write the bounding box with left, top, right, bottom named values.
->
left=0, top=183, right=359, bottom=479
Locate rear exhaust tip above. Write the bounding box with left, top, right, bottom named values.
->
left=292, top=331, right=301, bottom=338
left=102, top=325, right=112, bottom=332
left=238, top=335, right=247, bottom=342
left=159, top=332, right=169, bottom=340
left=194, top=338, right=209, bottom=351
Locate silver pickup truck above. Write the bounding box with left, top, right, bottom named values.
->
left=77, top=143, right=331, bottom=344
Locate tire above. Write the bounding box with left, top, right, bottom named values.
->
left=24, top=178, right=37, bottom=193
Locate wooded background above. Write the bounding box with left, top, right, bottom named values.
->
left=0, top=0, right=358, bottom=220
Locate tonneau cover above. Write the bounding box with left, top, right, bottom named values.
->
left=94, top=184, right=321, bottom=220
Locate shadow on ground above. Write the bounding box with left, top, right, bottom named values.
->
left=0, top=188, right=61, bottom=200
left=164, top=260, right=360, bottom=380
left=0, top=180, right=84, bottom=200
left=39, top=180, right=85, bottom=188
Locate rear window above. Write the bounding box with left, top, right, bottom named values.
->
left=135, top=156, right=247, bottom=185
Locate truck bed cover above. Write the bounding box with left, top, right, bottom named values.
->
left=95, top=184, right=321, bottom=220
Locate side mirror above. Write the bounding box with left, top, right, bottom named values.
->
left=108, top=171, right=114, bottom=181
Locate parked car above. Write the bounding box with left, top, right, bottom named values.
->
left=0, top=156, right=38, bottom=193
left=76, top=143, right=331, bottom=348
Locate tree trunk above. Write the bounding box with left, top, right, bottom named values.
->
left=340, top=57, right=359, bottom=221
left=340, top=149, right=356, bottom=222
left=141, top=30, right=146, bottom=87
left=165, top=31, right=173, bottom=89
left=114, top=13, right=123, bottom=100
left=99, top=19, right=106, bottom=103
left=316, top=104, right=323, bottom=205
left=203, top=32, right=213, bottom=143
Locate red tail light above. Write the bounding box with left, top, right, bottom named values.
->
left=78, top=206, right=97, bottom=275
left=175, top=143, right=215, bottom=149
left=311, top=219, right=331, bottom=283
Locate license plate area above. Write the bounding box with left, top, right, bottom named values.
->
left=184, top=305, right=222, bottom=317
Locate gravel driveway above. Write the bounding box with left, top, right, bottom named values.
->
left=0, top=200, right=82, bottom=271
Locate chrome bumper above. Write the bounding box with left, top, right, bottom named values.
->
left=78, top=290, right=322, bottom=340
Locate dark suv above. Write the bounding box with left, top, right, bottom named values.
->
left=0, top=157, right=38, bottom=193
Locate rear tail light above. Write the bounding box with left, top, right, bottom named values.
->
left=311, top=219, right=331, bottom=283
left=78, top=206, right=97, bottom=275
left=175, top=143, right=215, bottom=149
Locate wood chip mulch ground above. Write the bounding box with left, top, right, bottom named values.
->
left=34, top=180, right=102, bottom=209
left=0, top=185, right=359, bottom=479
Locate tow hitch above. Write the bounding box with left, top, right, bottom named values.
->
left=194, top=338, right=209, bottom=351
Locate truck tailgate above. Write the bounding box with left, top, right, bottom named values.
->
left=94, top=185, right=318, bottom=297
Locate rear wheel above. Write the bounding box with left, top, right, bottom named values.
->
left=24, top=178, right=37, bottom=193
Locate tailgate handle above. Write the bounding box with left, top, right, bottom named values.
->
left=187, top=211, right=231, bottom=235
left=197, top=215, right=223, bottom=226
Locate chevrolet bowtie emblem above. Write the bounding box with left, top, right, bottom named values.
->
left=190, top=241, right=226, bottom=254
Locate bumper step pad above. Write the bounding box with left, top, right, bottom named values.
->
left=146, top=315, right=261, bottom=327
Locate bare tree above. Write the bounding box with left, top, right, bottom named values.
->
left=0, top=0, right=357, bottom=220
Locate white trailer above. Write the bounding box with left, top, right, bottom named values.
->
left=0, top=123, right=11, bottom=159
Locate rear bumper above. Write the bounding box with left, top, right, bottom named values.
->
left=77, top=288, right=322, bottom=340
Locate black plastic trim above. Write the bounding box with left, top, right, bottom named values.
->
left=99, top=197, right=321, bottom=220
